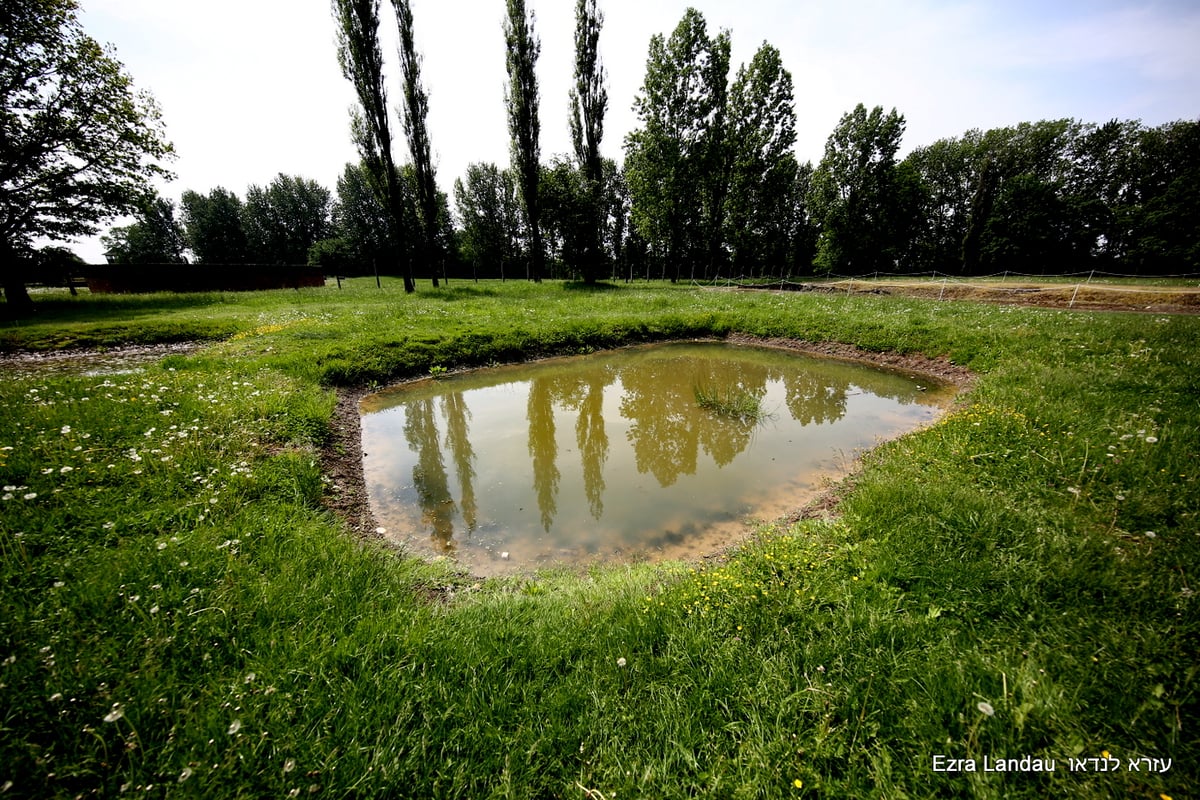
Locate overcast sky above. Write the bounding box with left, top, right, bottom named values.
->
left=72, top=0, right=1200, bottom=262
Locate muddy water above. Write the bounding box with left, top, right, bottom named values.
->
left=360, top=342, right=954, bottom=576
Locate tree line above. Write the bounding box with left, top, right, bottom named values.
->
left=5, top=2, right=1198, bottom=315
left=79, top=3, right=1200, bottom=283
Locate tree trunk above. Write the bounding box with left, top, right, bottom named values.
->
left=1, top=242, right=36, bottom=317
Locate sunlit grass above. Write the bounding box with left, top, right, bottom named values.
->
left=2, top=280, right=1197, bottom=798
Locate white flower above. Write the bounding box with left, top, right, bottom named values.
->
left=616, top=657, right=627, bottom=668
left=103, top=703, right=125, bottom=723
left=976, top=701, right=995, bottom=717
left=178, top=767, right=194, bottom=783
left=22, top=492, right=37, bottom=501
left=1145, top=436, right=1159, bottom=443
left=227, top=719, right=242, bottom=735
left=1145, top=531, right=1157, bottom=539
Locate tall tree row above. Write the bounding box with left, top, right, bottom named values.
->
left=902, top=118, right=1200, bottom=276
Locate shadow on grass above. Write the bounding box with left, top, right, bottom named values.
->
left=561, top=280, right=622, bottom=292
left=426, top=284, right=502, bottom=301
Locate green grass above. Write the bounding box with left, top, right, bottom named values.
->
left=2, top=279, right=1197, bottom=798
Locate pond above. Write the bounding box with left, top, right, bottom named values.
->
left=360, top=341, right=955, bottom=576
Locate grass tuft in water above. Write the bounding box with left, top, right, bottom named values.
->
left=694, top=384, right=770, bottom=424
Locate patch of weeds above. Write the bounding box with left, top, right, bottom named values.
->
left=694, top=384, right=773, bottom=424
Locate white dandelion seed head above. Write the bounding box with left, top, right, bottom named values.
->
left=227, top=719, right=242, bottom=735
left=616, top=657, right=627, bottom=668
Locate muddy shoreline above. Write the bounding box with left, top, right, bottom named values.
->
left=319, top=335, right=976, bottom=548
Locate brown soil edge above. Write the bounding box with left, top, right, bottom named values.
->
left=730, top=280, right=1200, bottom=314
left=318, top=334, right=977, bottom=547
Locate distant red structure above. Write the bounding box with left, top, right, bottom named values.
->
left=85, top=265, right=325, bottom=294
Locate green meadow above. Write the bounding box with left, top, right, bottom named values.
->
left=1, top=281, right=1195, bottom=798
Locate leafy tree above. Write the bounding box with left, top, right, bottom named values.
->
left=32, top=245, right=85, bottom=293
left=392, top=0, right=442, bottom=287
left=180, top=187, right=249, bottom=264
left=453, top=162, right=521, bottom=280
left=725, top=42, right=797, bottom=276
left=901, top=136, right=978, bottom=272
left=100, top=197, right=186, bottom=264
left=504, top=0, right=544, bottom=282
left=1123, top=120, right=1200, bottom=274
left=334, top=161, right=405, bottom=275
left=241, top=174, right=332, bottom=265
left=1, top=0, right=173, bottom=312
left=786, top=161, right=819, bottom=274
left=1062, top=119, right=1141, bottom=266
left=332, top=0, right=415, bottom=291
left=957, top=119, right=1077, bottom=274
left=600, top=157, right=629, bottom=278
left=540, top=156, right=590, bottom=278
left=809, top=103, right=908, bottom=274
left=568, top=0, right=608, bottom=284
left=625, top=8, right=729, bottom=282
left=307, top=236, right=355, bottom=275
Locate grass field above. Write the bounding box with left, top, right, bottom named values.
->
left=2, top=280, right=1196, bottom=798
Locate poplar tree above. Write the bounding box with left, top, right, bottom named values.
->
left=331, top=0, right=415, bottom=291
left=568, top=0, right=607, bottom=284
left=393, top=0, right=442, bottom=287
left=504, top=0, right=544, bottom=282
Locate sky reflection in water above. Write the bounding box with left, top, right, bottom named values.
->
left=360, top=342, right=953, bottom=575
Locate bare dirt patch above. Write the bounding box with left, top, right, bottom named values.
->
left=733, top=279, right=1200, bottom=314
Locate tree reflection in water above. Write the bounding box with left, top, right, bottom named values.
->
left=362, top=342, right=953, bottom=574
